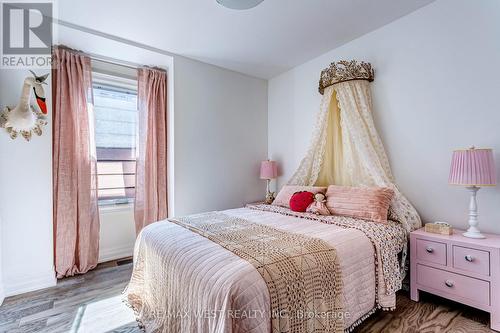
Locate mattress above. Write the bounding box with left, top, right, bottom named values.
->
left=125, top=207, right=399, bottom=332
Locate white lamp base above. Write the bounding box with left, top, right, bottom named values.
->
left=462, top=186, right=486, bottom=239
left=463, top=229, right=486, bottom=239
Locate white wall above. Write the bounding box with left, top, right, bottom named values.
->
left=268, top=0, right=500, bottom=233
left=57, top=24, right=268, bottom=257
left=0, top=69, right=56, bottom=296
left=0, top=23, right=268, bottom=296
left=98, top=206, right=136, bottom=263
left=174, top=56, right=268, bottom=216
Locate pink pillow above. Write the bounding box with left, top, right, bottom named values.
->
left=272, top=185, right=327, bottom=208
left=325, top=185, right=394, bottom=223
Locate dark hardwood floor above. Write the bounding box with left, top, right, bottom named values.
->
left=0, top=260, right=494, bottom=333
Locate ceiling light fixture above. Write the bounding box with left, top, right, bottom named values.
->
left=216, top=0, right=264, bottom=10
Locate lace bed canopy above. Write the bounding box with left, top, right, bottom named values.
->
left=287, top=60, right=421, bottom=232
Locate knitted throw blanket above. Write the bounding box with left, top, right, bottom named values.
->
left=246, top=203, right=407, bottom=295
left=170, top=212, right=345, bottom=333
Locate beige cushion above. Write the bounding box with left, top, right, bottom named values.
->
left=325, top=185, right=394, bottom=223
left=272, top=185, right=327, bottom=208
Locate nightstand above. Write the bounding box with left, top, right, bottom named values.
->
left=410, top=228, right=500, bottom=331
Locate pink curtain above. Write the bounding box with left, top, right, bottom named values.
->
left=135, top=67, right=168, bottom=233
left=52, top=47, right=100, bottom=278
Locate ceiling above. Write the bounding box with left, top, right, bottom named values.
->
left=58, top=0, right=434, bottom=79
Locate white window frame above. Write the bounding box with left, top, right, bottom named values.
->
left=92, top=71, right=138, bottom=209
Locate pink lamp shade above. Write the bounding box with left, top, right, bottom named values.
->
left=260, top=160, right=278, bottom=180
left=449, top=148, right=497, bottom=186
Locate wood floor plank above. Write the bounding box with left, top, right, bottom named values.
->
left=0, top=262, right=139, bottom=333
left=353, top=292, right=494, bottom=333
left=0, top=261, right=495, bottom=333
left=12, top=319, right=48, bottom=333
left=0, top=300, right=53, bottom=324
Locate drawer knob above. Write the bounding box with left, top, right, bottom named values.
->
left=425, top=247, right=434, bottom=253
left=445, top=280, right=454, bottom=288
left=465, top=255, right=474, bottom=262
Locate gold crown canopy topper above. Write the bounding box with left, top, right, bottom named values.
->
left=318, top=60, right=374, bottom=94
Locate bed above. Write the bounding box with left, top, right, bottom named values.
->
left=125, top=204, right=407, bottom=333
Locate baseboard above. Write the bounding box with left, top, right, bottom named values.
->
left=98, top=244, right=134, bottom=263
left=4, top=269, right=56, bottom=297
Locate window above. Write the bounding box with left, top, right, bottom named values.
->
left=93, top=76, right=138, bottom=206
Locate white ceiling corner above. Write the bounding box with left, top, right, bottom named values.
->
left=58, top=0, right=435, bottom=79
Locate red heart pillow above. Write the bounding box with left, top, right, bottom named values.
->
left=289, top=191, right=314, bottom=212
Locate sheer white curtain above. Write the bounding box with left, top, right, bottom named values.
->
left=287, top=87, right=334, bottom=187
left=288, top=80, right=421, bottom=233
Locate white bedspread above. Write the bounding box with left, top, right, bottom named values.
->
left=125, top=207, right=396, bottom=332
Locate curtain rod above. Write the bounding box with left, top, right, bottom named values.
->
left=87, top=52, right=141, bottom=70
left=54, top=45, right=168, bottom=72
left=85, top=52, right=168, bottom=73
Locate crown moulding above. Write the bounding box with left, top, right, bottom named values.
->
left=318, top=60, right=374, bottom=95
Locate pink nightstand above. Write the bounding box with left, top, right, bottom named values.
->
left=410, top=228, right=500, bottom=331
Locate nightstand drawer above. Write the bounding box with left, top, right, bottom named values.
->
left=453, top=246, right=490, bottom=276
left=417, top=264, right=490, bottom=306
left=416, top=239, right=446, bottom=266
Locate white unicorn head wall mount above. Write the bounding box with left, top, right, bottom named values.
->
left=0, top=70, right=49, bottom=141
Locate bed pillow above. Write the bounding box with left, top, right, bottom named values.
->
left=325, top=185, right=394, bottom=223
left=289, top=191, right=315, bottom=212
left=272, top=185, right=327, bottom=208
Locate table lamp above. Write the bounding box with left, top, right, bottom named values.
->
left=260, top=160, right=277, bottom=204
left=449, top=147, right=496, bottom=238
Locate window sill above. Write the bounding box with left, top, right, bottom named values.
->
left=99, top=203, right=134, bottom=214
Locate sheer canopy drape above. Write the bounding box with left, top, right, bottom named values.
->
left=288, top=80, right=421, bottom=233
left=134, top=67, right=168, bottom=234
left=52, top=47, right=100, bottom=278
left=315, top=89, right=349, bottom=186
